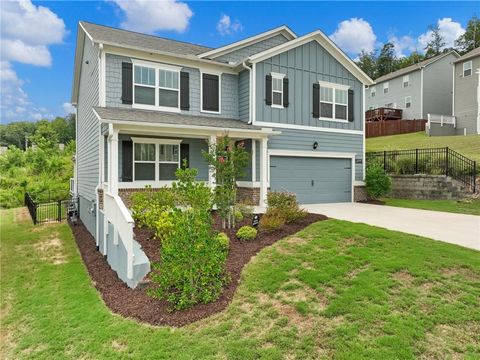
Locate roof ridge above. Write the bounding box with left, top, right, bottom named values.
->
left=80, top=20, right=212, bottom=50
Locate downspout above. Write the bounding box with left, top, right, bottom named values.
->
left=477, top=68, right=480, bottom=134
left=95, top=43, right=105, bottom=247
left=241, top=61, right=253, bottom=124
left=452, top=62, right=455, bottom=116
left=420, top=66, right=424, bottom=119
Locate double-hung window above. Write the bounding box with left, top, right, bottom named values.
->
left=403, top=75, right=409, bottom=87
left=383, top=82, right=389, bottom=94
left=318, top=81, right=349, bottom=121
left=132, top=138, right=181, bottom=182
left=132, top=60, right=181, bottom=112
left=405, top=96, right=411, bottom=108
left=370, top=86, right=376, bottom=98
left=271, top=72, right=285, bottom=107
left=463, top=60, right=472, bottom=77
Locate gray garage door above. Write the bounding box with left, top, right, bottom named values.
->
left=270, top=156, right=352, bottom=204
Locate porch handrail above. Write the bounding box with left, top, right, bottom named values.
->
left=428, top=114, right=456, bottom=127
left=103, top=192, right=135, bottom=280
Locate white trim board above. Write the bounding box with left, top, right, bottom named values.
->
left=253, top=121, right=363, bottom=135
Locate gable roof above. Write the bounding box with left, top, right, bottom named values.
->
left=80, top=21, right=212, bottom=56
left=453, top=47, right=480, bottom=63
left=374, top=50, right=460, bottom=84
left=247, top=30, right=375, bottom=86
left=198, top=25, right=296, bottom=60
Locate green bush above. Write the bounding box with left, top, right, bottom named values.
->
left=216, top=232, right=230, bottom=252
left=259, top=209, right=285, bottom=232
left=266, top=191, right=307, bottom=223
left=173, top=164, right=212, bottom=210
left=236, top=226, right=257, bottom=241
left=236, top=202, right=254, bottom=218
left=365, top=163, right=392, bottom=199
left=234, top=209, right=244, bottom=222
left=130, top=187, right=175, bottom=229
left=153, top=211, right=174, bottom=242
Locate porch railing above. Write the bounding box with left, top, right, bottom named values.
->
left=366, top=147, right=477, bottom=193
left=427, top=114, right=456, bottom=128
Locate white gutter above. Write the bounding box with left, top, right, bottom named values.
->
left=241, top=61, right=253, bottom=124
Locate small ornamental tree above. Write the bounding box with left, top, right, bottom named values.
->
left=202, top=135, right=250, bottom=229
left=365, top=163, right=392, bottom=199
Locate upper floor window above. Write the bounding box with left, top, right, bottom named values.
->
left=385, top=102, right=396, bottom=108
left=383, top=82, right=389, bottom=94
left=370, top=86, right=376, bottom=98
left=318, top=81, right=349, bottom=121
left=202, top=73, right=221, bottom=113
left=405, top=96, right=411, bottom=108
left=463, top=60, right=472, bottom=77
left=271, top=72, right=285, bottom=108
left=132, top=60, right=181, bottom=112
left=403, top=75, right=409, bottom=87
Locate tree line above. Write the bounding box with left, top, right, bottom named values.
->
left=356, top=15, right=480, bottom=80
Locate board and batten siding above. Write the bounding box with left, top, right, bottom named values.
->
left=268, top=128, right=364, bottom=181
left=105, top=53, right=238, bottom=118
left=238, top=70, right=250, bottom=122
left=214, top=34, right=290, bottom=64
left=255, top=40, right=364, bottom=132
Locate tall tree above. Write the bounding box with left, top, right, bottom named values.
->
left=0, top=122, right=36, bottom=150
left=424, top=25, right=446, bottom=58
left=376, top=42, right=397, bottom=77
left=455, top=15, right=480, bottom=54
left=356, top=50, right=377, bottom=79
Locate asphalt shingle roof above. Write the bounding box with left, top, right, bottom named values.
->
left=453, top=47, right=480, bottom=63
left=81, top=21, right=212, bottom=56
left=94, top=107, right=262, bottom=131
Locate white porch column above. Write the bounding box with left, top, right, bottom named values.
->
left=251, top=139, right=256, bottom=183
left=259, top=137, right=268, bottom=208
left=208, top=134, right=217, bottom=189
left=108, top=128, right=119, bottom=195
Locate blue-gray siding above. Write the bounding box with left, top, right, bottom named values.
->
left=268, top=128, right=363, bottom=181
left=255, top=40, right=364, bottom=131
left=214, top=34, right=289, bottom=63
left=270, top=156, right=352, bottom=203
left=79, top=195, right=96, bottom=236
left=239, top=69, right=250, bottom=122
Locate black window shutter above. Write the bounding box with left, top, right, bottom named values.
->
left=121, top=62, right=133, bottom=104
left=265, top=74, right=272, bottom=105
left=121, top=140, right=133, bottom=182
left=312, top=83, right=320, bottom=118
left=348, top=89, right=354, bottom=122
left=180, top=71, right=190, bottom=110
left=180, top=143, right=189, bottom=168
left=202, top=74, right=219, bottom=112
left=283, top=77, right=289, bottom=107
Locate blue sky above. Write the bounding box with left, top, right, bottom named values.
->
left=0, top=1, right=477, bottom=123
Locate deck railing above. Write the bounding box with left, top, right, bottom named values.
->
left=427, top=114, right=456, bottom=127
left=366, top=147, right=477, bottom=193
left=366, top=107, right=403, bottom=122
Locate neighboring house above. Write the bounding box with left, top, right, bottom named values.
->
left=71, top=21, right=373, bottom=287
left=365, top=51, right=459, bottom=120
left=453, top=47, right=480, bottom=135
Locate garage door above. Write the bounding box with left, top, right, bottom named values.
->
left=269, top=156, right=352, bottom=204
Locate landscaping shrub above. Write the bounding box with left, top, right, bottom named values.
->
left=365, top=163, right=392, bottom=199
left=266, top=191, right=307, bottom=223
left=153, top=211, right=174, bottom=242
left=236, top=202, right=254, bottom=218
left=259, top=209, right=285, bottom=232
left=236, top=226, right=257, bottom=241
left=216, top=232, right=230, bottom=252
left=172, top=163, right=212, bottom=210
left=234, top=210, right=244, bottom=222
left=130, top=187, right=175, bottom=229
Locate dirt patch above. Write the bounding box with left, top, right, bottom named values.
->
left=69, top=212, right=326, bottom=327
left=33, top=233, right=67, bottom=265
left=441, top=267, right=479, bottom=282
left=111, top=340, right=127, bottom=352
left=393, top=270, right=415, bottom=284
left=14, top=208, right=30, bottom=223
left=347, top=264, right=370, bottom=279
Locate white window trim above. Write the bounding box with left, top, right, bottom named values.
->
left=131, top=138, right=182, bottom=183
left=131, top=59, right=181, bottom=113
left=370, top=86, right=376, bottom=97
left=318, top=80, right=349, bottom=123
left=403, top=75, right=409, bottom=87
left=200, top=71, right=222, bottom=114
left=463, top=60, right=472, bottom=77
left=383, top=82, right=389, bottom=93
left=271, top=72, right=286, bottom=109
left=405, top=96, right=412, bottom=108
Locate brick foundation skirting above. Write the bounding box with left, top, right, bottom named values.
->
left=237, top=187, right=260, bottom=206
left=354, top=186, right=367, bottom=202
left=97, top=188, right=104, bottom=210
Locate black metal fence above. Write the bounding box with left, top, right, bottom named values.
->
left=366, top=147, right=477, bottom=193
left=24, top=193, right=78, bottom=225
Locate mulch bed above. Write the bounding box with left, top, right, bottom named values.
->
left=69, top=212, right=327, bottom=327
left=358, top=199, right=386, bottom=205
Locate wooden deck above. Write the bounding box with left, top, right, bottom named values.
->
left=366, top=107, right=403, bottom=122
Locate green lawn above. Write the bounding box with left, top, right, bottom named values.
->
left=1, top=208, right=479, bottom=359
left=382, top=198, right=480, bottom=216
left=366, top=131, right=480, bottom=163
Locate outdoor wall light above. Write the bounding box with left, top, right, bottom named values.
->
left=313, top=141, right=318, bottom=150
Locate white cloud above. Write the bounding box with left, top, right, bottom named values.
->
left=418, top=18, right=465, bottom=51
left=0, top=0, right=65, bottom=122
left=389, top=35, right=417, bottom=58
left=216, top=14, right=243, bottom=36
left=330, top=18, right=376, bottom=55
left=62, top=102, right=75, bottom=115
left=111, top=0, right=193, bottom=33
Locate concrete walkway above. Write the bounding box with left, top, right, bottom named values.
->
left=303, top=203, right=480, bottom=251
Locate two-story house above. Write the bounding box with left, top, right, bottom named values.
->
left=453, top=47, right=480, bottom=135
left=365, top=51, right=459, bottom=120
left=71, top=21, right=373, bottom=287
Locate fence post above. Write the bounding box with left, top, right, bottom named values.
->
left=57, top=200, right=62, bottom=222
left=474, top=161, right=477, bottom=193
left=383, top=150, right=387, bottom=171
left=415, top=148, right=418, bottom=174
left=445, top=147, right=449, bottom=177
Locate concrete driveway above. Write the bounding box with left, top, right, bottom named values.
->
left=303, top=203, right=480, bottom=251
